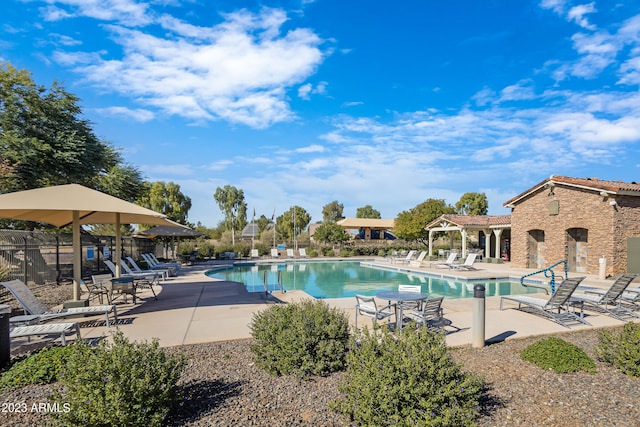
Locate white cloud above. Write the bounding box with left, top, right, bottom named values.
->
left=95, top=106, right=155, bottom=122
left=51, top=7, right=325, bottom=128
left=540, top=0, right=566, bottom=15
left=296, top=144, right=325, bottom=153
left=567, top=3, right=597, bottom=30
left=298, top=83, right=312, bottom=100
left=39, top=0, right=152, bottom=26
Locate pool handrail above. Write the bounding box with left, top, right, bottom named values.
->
left=519, top=260, right=568, bottom=294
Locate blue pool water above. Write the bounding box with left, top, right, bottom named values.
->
left=206, top=261, right=543, bottom=299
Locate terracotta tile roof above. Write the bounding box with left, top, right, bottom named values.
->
left=425, top=214, right=511, bottom=229
left=504, top=175, right=640, bottom=207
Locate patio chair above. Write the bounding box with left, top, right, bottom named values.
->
left=141, top=254, right=178, bottom=276
left=409, top=251, right=427, bottom=267
left=570, top=274, right=640, bottom=321
left=299, top=248, right=309, bottom=258
left=146, top=253, right=180, bottom=271
left=499, top=277, right=590, bottom=328
left=104, top=260, right=159, bottom=284
left=1, top=279, right=118, bottom=327
left=250, top=249, right=260, bottom=259
left=286, top=249, right=295, bottom=258
left=10, top=322, right=81, bottom=346
left=270, top=248, right=280, bottom=258
left=433, top=252, right=457, bottom=269
left=80, top=279, right=111, bottom=305
left=354, top=294, right=394, bottom=329
left=450, top=253, right=479, bottom=270
left=580, top=274, right=640, bottom=309
left=397, top=284, right=424, bottom=311
left=405, top=296, right=448, bottom=331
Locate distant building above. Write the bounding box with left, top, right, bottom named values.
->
left=504, top=175, right=640, bottom=275
left=336, top=218, right=396, bottom=240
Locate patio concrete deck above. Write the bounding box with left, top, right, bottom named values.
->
left=10, top=258, right=639, bottom=353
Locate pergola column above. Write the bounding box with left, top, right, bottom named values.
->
left=494, top=228, right=503, bottom=259
left=460, top=228, right=468, bottom=258
left=482, top=228, right=491, bottom=259
left=428, top=229, right=434, bottom=256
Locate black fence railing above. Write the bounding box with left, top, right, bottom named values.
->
left=0, top=230, right=155, bottom=286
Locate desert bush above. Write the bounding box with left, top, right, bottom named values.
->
left=321, top=247, right=335, bottom=257
left=596, top=322, right=640, bottom=377
left=339, top=248, right=351, bottom=257
left=306, top=248, right=318, bottom=257
left=332, top=325, right=483, bottom=426
left=521, top=336, right=596, bottom=374
left=197, top=241, right=215, bottom=258
left=54, top=331, right=186, bottom=427
left=0, top=344, right=91, bottom=393
left=249, top=299, right=350, bottom=379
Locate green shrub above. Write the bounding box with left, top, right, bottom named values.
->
left=339, top=248, right=351, bottom=257
left=331, top=325, right=483, bottom=426
left=197, top=241, right=215, bottom=258
left=249, top=299, right=350, bottom=379
left=0, top=344, right=91, bottom=393
left=307, top=248, right=318, bottom=257
left=177, top=241, right=196, bottom=255
left=321, top=247, right=334, bottom=257
left=54, top=331, right=186, bottom=427
left=520, top=336, right=596, bottom=374
left=596, top=322, right=640, bottom=377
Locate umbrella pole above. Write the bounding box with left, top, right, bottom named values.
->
left=115, top=214, right=121, bottom=278
left=72, top=211, right=81, bottom=300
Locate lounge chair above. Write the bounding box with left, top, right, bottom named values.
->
left=250, top=249, right=260, bottom=259
left=127, top=256, right=170, bottom=280
left=1, top=279, right=118, bottom=327
left=580, top=274, right=640, bottom=309
left=10, top=322, right=81, bottom=346
left=141, top=254, right=179, bottom=275
left=394, top=250, right=416, bottom=264
left=299, top=248, right=309, bottom=258
left=433, top=252, right=457, bottom=269
left=286, top=249, right=295, bottom=258
left=120, top=259, right=163, bottom=282
left=451, top=253, right=479, bottom=270
left=499, top=277, right=590, bottom=328
left=409, top=251, right=427, bottom=267
left=147, top=253, right=180, bottom=270
left=570, top=274, right=640, bottom=321
left=104, top=260, right=159, bottom=285
left=405, top=296, right=448, bottom=331
left=270, top=248, right=280, bottom=258
left=354, top=294, right=394, bottom=329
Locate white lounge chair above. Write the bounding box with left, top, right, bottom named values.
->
left=127, top=256, right=170, bottom=280
left=2, top=279, right=117, bottom=327
left=105, top=260, right=159, bottom=284
left=299, top=248, right=309, bottom=258
left=409, top=251, right=427, bottom=267
left=500, top=277, right=590, bottom=328
left=450, top=253, right=479, bottom=270
left=433, top=252, right=457, bottom=269
left=10, top=322, right=81, bottom=346
left=120, top=259, right=164, bottom=282
left=250, top=249, right=260, bottom=259
left=394, top=250, right=416, bottom=264
left=286, top=249, right=295, bottom=258
left=270, top=248, right=280, bottom=258
left=142, top=253, right=179, bottom=274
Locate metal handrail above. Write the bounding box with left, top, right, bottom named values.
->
left=519, top=260, right=568, bottom=294
left=263, top=269, right=285, bottom=296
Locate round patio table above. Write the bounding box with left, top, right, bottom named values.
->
left=376, top=291, right=427, bottom=332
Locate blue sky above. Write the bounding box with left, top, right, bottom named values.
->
left=2, top=0, right=640, bottom=228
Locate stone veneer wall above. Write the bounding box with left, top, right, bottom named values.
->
left=509, top=185, right=619, bottom=275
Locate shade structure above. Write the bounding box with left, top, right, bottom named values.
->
left=138, top=225, right=203, bottom=238
left=0, top=184, right=183, bottom=299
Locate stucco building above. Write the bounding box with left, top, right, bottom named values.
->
left=503, top=175, right=640, bottom=275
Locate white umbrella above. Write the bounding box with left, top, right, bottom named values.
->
left=0, top=184, right=185, bottom=300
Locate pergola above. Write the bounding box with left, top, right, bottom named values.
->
left=424, top=214, right=511, bottom=259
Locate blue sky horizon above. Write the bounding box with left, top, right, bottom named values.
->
left=2, top=0, right=640, bottom=228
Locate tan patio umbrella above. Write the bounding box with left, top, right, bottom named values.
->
left=0, top=184, right=184, bottom=300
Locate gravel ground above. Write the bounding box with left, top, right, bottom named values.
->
left=2, top=328, right=639, bottom=426
left=1, top=284, right=639, bottom=426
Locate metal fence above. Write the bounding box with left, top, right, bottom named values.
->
left=0, top=229, right=155, bottom=286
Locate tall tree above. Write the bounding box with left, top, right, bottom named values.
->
left=138, top=181, right=192, bottom=224
left=322, top=200, right=344, bottom=223
left=277, top=206, right=311, bottom=242
left=356, top=205, right=381, bottom=219
left=394, top=199, right=455, bottom=243
left=0, top=62, right=117, bottom=193
left=455, top=192, right=489, bottom=215
left=213, top=185, right=247, bottom=245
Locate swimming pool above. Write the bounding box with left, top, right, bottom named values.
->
left=206, top=261, right=543, bottom=299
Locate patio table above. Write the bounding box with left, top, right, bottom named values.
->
left=376, top=291, right=427, bottom=332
